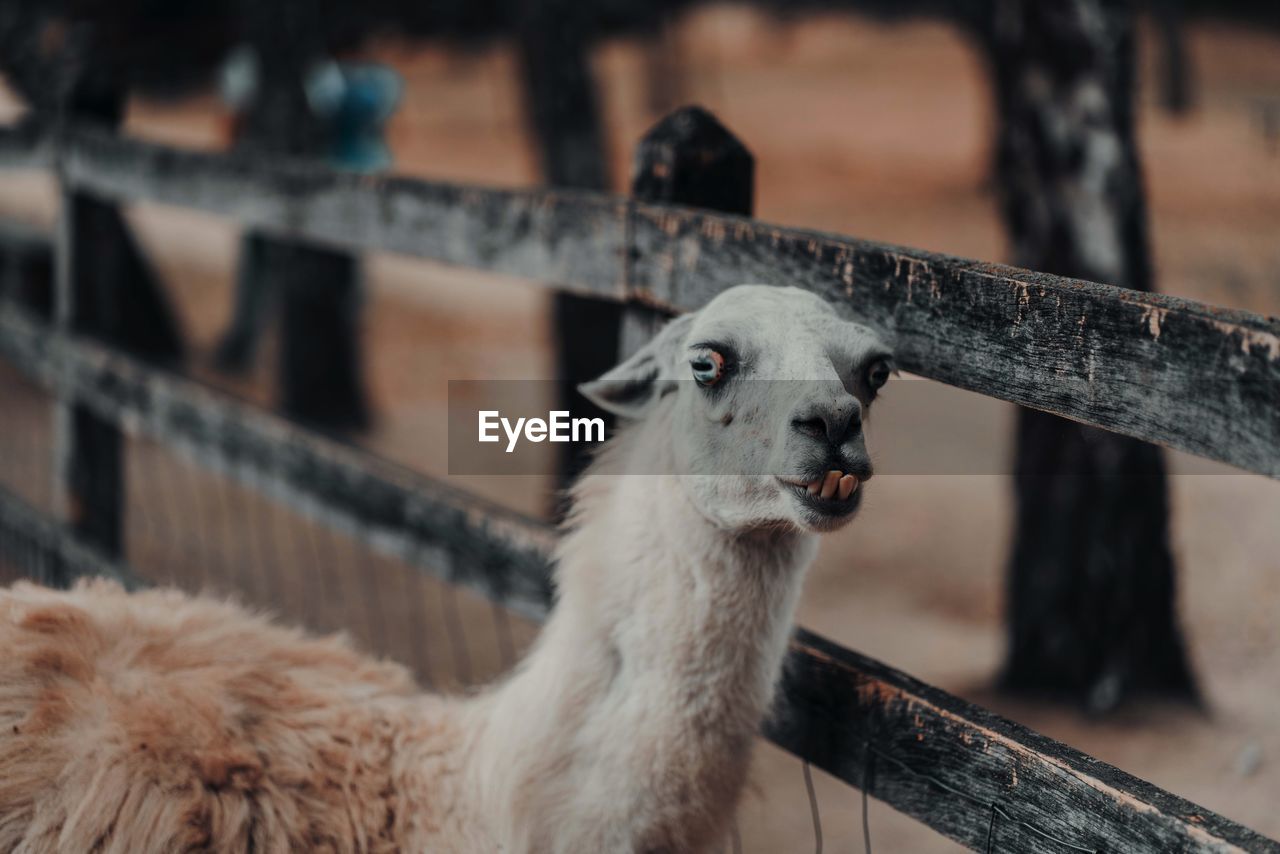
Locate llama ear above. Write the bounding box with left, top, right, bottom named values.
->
left=578, top=313, right=694, bottom=419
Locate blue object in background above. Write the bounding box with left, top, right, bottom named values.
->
left=306, top=62, right=404, bottom=173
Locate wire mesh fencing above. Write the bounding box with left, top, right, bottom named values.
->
left=120, top=434, right=542, bottom=693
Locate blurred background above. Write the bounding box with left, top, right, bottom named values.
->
left=0, top=0, right=1277, bottom=849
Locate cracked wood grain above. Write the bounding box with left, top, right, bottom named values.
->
left=1, top=124, right=1273, bottom=475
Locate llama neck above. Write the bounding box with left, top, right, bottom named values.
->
left=472, top=412, right=817, bottom=853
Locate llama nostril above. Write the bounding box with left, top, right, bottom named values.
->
left=838, top=408, right=864, bottom=445
left=792, top=417, right=826, bottom=439
left=792, top=402, right=862, bottom=446
left=846, top=407, right=863, bottom=435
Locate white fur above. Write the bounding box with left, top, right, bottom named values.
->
left=471, top=285, right=891, bottom=851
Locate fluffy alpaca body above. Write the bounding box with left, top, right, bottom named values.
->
left=0, top=580, right=478, bottom=852
left=0, top=286, right=890, bottom=852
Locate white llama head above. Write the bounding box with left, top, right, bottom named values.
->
left=581, top=284, right=893, bottom=533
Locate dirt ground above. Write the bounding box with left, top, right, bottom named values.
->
left=1, top=8, right=1278, bottom=851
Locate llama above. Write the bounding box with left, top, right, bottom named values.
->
left=0, top=285, right=892, bottom=853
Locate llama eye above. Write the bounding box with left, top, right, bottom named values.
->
left=866, top=358, right=892, bottom=391
left=691, top=351, right=725, bottom=387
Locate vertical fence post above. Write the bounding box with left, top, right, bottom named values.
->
left=516, top=0, right=623, bottom=505
left=49, top=88, right=184, bottom=585
left=51, top=150, right=82, bottom=586
left=52, top=156, right=124, bottom=584
left=623, top=105, right=754, bottom=358
left=214, top=8, right=369, bottom=432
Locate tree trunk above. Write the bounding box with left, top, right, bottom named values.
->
left=516, top=0, right=620, bottom=501
left=1153, top=0, right=1193, bottom=115
left=981, top=0, right=1197, bottom=710
left=642, top=18, right=686, bottom=119
left=50, top=80, right=184, bottom=580
left=214, top=4, right=369, bottom=431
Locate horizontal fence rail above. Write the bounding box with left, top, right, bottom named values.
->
left=0, top=300, right=1275, bottom=852
left=0, top=303, right=557, bottom=622
left=1, top=123, right=1276, bottom=476
left=774, top=630, right=1277, bottom=852
left=0, top=481, right=141, bottom=591
left=0, top=122, right=54, bottom=171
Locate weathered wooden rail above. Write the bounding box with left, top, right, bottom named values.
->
left=0, top=116, right=1277, bottom=852
left=2, top=123, right=1276, bottom=476
left=0, top=302, right=556, bottom=621
left=0, top=476, right=140, bottom=591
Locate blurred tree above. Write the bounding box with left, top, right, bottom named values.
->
left=0, top=0, right=233, bottom=110
left=212, top=2, right=373, bottom=432
left=512, top=0, right=699, bottom=510
left=514, top=0, right=621, bottom=507
left=643, top=16, right=687, bottom=117
left=1153, top=0, right=1193, bottom=115
left=975, top=0, right=1198, bottom=711
left=0, top=5, right=188, bottom=367
left=0, top=0, right=696, bottom=445
left=0, top=12, right=187, bottom=575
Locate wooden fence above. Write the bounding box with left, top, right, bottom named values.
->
left=0, top=113, right=1277, bottom=852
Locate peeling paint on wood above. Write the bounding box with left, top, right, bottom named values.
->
left=53, top=126, right=627, bottom=295
left=768, top=629, right=1279, bottom=853
left=0, top=123, right=1274, bottom=475
left=626, top=204, right=1280, bottom=477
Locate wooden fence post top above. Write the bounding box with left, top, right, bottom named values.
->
left=622, top=106, right=755, bottom=358
left=631, top=105, right=753, bottom=215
